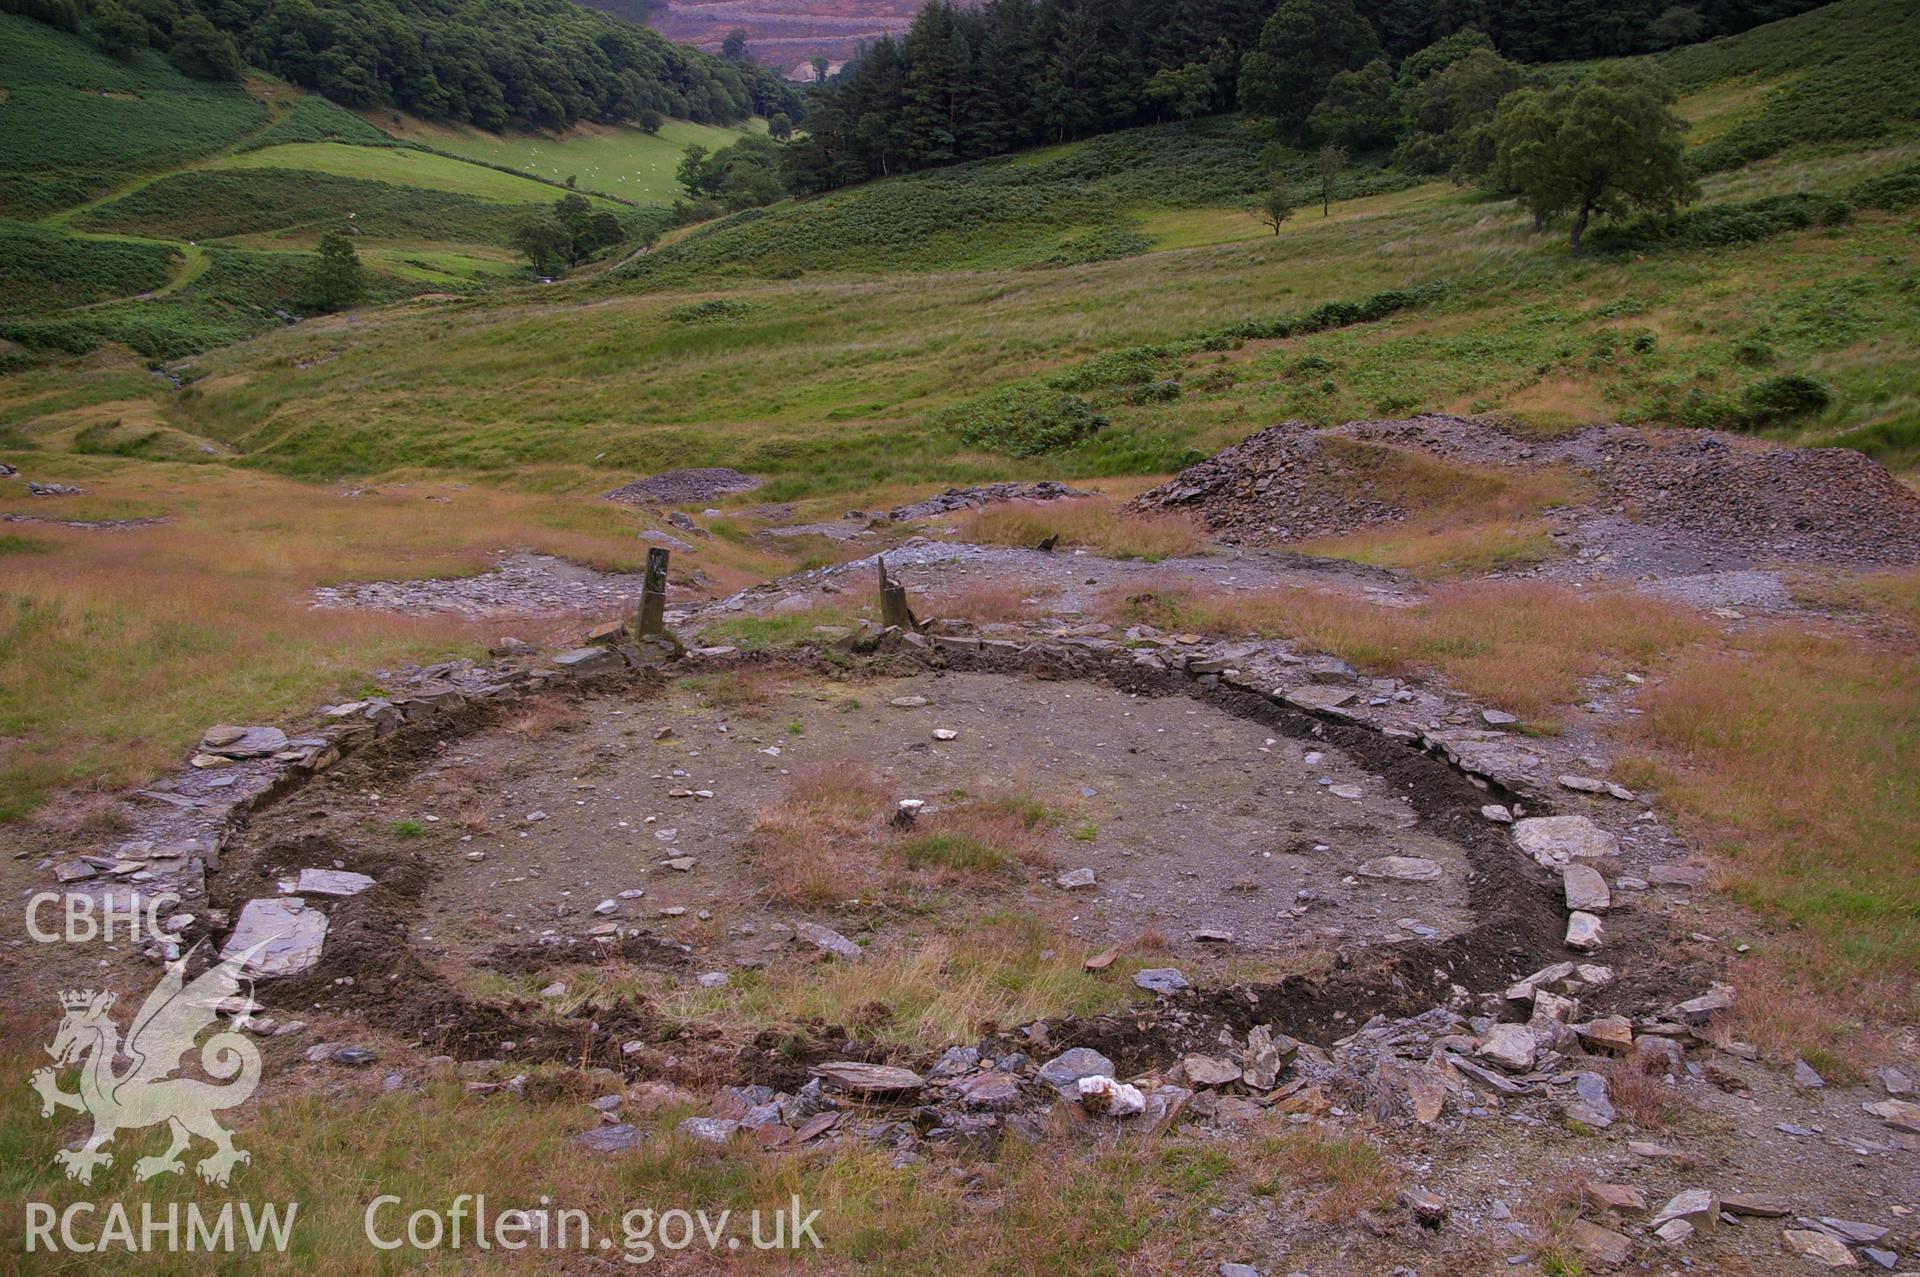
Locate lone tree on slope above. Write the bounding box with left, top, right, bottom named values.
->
left=1313, top=143, right=1348, bottom=217
left=1488, top=66, right=1696, bottom=250
left=306, top=230, right=366, bottom=312
left=1258, top=181, right=1298, bottom=235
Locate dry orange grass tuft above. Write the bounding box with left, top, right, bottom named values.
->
left=1133, top=925, right=1172, bottom=952
left=1245, top=1129, right=1394, bottom=1222
left=0, top=559, right=501, bottom=821
left=0, top=456, right=844, bottom=819
left=1620, top=626, right=1920, bottom=1063
left=1294, top=520, right=1565, bottom=578
left=502, top=698, right=585, bottom=738
left=1789, top=566, right=1920, bottom=632
left=679, top=669, right=780, bottom=713
left=895, top=791, right=1061, bottom=877
left=928, top=581, right=1057, bottom=624
left=1280, top=447, right=1582, bottom=577
left=746, top=761, right=891, bottom=906
left=1591, top=1056, right=1686, bottom=1131
left=1104, top=577, right=1707, bottom=725
left=958, top=496, right=1207, bottom=561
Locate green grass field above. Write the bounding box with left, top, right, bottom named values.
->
left=210, top=142, right=621, bottom=207
left=0, top=21, right=686, bottom=360
left=380, top=114, right=764, bottom=205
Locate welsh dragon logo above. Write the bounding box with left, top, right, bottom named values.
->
left=31, top=941, right=269, bottom=1186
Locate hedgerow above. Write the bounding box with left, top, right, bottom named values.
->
left=1583, top=193, right=1852, bottom=253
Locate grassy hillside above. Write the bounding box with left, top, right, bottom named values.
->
left=7, top=0, right=1916, bottom=456
left=0, top=13, right=268, bottom=217
left=0, top=15, right=726, bottom=364
left=378, top=113, right=764, bottom=205
left=57, top=137, right=1898, bottom=483
left=1656, top=0, right=1920, bottom=172
left=616, top=118, right=1421, bottom=286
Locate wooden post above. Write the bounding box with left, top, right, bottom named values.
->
left=877, top=555, right=917, bottom=631
left=638, top=547, right=669, bottom=636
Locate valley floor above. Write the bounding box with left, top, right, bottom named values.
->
left=4, top=1, right=1920, bottom=1267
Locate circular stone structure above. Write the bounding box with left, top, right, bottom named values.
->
left=231, top=669, right=1487, bottom=986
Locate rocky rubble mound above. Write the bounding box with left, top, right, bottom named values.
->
left=1584, top=431, right=1920, bottom=566
left=886, top=480, right=1090, bottom=522
left=605, top=467, right=763, bottom=507
left=1132, top=415, right=1920, bottom=567
left=1125, top=425, right=1406, bottom=543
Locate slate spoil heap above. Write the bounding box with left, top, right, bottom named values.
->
left=1584, top=430, right=1920, bottom=566
left=1129, top=415, right=1920, bottom=567
left=605, top=467, right=764, bottom=506
left=1125, top=429, right=1407, bottom=543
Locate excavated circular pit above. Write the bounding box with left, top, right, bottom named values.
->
left=214, top=653, right=1588, bottom=1075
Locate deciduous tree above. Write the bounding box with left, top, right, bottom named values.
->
left=1309, top=59, right=1395, bottom=150
left=1488, top=66, right=1697, bottom=250
left=1313, top=143, right=1348, bottom=216
left=510, top=216, right=573, bottom=275
left=166, top=13, right=241, bottom=81
left=1145, top=62, right=1213, bottom=123
left=1258, top=181, right=1297, bottom=235
left=1237, top=0, right=1381, bottom=140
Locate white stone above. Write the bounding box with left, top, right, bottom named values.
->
left=1076, top=1075, right=1145, bottom=1117
left=1514, top=815, right=1619, bottom=868
left=1356, top=856, right=1442, bottom=882
left=221, top=898, right=328, bottom=978
left=795, top=921, right=862, bottom=959
left=1563, top=864, right=1611, bottom=913
left=279, top=868, right=375, bottom=897
left=1650, top=1189, right=1719, bottom=1234
left=1475, top=1023, right=1537, bottom=1073
left=1782, top=1229, right=1860, bottom=1268
left=1566, top=911, right=1605, bottom=952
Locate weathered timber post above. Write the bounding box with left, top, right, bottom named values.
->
left=637, top=546, right=669, bottom=636
left=877, top=555, right=917, bottom=631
